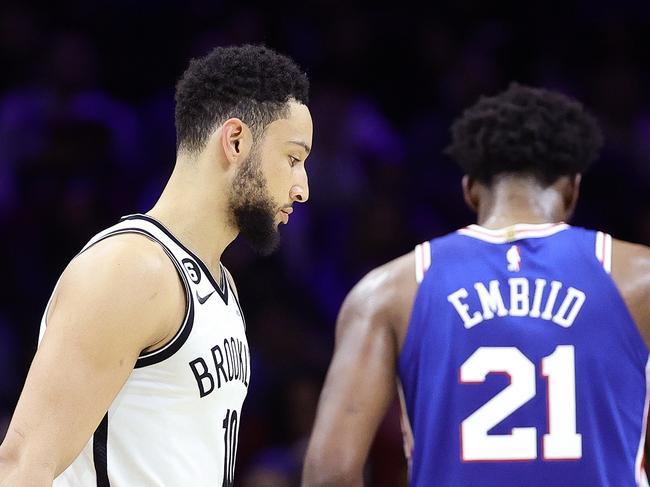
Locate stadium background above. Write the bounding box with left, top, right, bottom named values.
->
left=1, top=1, right=649, bottom=485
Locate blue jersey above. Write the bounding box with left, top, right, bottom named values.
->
left=398, top=223, right=649, bottom=487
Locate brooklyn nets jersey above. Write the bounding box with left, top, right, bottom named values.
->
left=398, top=223, right=649, bottom=486
left=39, top=214, right=250, bottom=486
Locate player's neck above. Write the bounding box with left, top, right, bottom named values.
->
left=476, top=177, right=568, bottom=229
left=146, top=162, right=237, bottom=273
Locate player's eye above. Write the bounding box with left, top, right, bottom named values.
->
left=289, top=156, right=301, bottom=167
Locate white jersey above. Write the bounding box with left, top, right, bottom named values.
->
left=39, top=214, right=250, bottom=486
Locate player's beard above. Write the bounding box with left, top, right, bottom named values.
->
left=228, top=145, right=281, bottom=256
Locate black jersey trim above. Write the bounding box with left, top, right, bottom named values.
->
left=225, top=275, right=247, bottom=331
left=134, top=237, right=194, bottom=368
left=93, top=413, right=110, bottom=487
left=79, top=228, right=195, bottom=368
left=121, top=214, right=229, bottom=305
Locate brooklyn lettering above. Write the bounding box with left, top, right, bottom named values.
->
left=447, top=278, right=586, bottom=329
left=188, top=337, right=250, bottom=398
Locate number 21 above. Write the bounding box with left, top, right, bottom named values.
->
left=460, top=345, right=582, bottom=461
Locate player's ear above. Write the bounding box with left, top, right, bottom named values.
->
left=462, top=175, right=480, bottom=213
left=563, top=173, right=582, bottom=219
left=220, top=118, right=253, bottom=168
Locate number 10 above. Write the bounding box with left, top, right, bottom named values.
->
left=460, top=345, right=582, bottom=461
left=222, top=409, right=239, bottom=486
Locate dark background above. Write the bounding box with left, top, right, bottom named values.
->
left=1, top=1, right=649, bottom=485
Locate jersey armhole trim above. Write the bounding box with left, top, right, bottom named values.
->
left=40, top=274, right=64, bottom=341
left=415, top=241, right=431, bottom=284
left=77, top=228, right=194, bottom=368
left=397, top=378, right=414, bottom=478
left=222, top=265, right=247, bottom=331
left=135, top=241, right=194, bottom=368
left=595, top=231, right=612, bottom=274
left=121, top=214, right=229, bottom=305
left=92, top=412, right=110, bottom=487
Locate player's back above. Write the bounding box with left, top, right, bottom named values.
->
left=398, top=223, right=649, bottom=487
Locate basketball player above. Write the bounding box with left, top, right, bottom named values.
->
left=0, top=44, right=312, bottom=486
left=302, top=84, right=650, bottom=486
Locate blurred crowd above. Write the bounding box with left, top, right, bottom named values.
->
left=1, top=1, right=649, bottom=485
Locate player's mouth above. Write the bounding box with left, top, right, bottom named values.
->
left=280, top=207, right=293, bottom=224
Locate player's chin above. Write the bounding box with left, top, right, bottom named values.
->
left=255, top=230, right=281, bottom=256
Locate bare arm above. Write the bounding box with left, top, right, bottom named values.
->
left=0, top=235, right=183, bottom=486
left=302, top=253, right=417, bottom=487
left=610, top=239, right=650, bottom=346
left=610, top=239, right=650, bottom=481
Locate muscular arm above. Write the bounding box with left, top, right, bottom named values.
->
left=302, top=253, right=417, bottom=487
left=0, top=235, right=183, bottom=486
left=610, top=239, right=650, bottom=482
left=610, top=239, right=650, bottom=345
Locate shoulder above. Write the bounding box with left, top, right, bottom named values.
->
left=610, top=238, right=650, bottom=290
left=77, top=231, right=171, bottom=267
left=343, top=252, right=415, bottom=307
left=337, top=251, right=417, bottom=348
left=611, top=238, right=650, bottom=263
left=610, top=238, right=650, bottom=332
left=49, top=233, right=184, bottom=349
left=63, top=233, right=180, bottom=303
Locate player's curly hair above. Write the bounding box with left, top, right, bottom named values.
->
left=445, top=83, right=603, bottom=185
left=175, top=44, right=309, bottom=154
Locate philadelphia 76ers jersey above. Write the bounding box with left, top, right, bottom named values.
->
left=39, top=214, right=249, bottom=486
left=397, top=223, right=649, bottom=487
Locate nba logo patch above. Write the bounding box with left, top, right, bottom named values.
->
left=507, top=245, right=521, bottom=271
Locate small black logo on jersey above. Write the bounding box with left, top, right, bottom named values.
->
left=182, top=258, right=201, bottom=284
left=197, top=290, right=215, bottom=305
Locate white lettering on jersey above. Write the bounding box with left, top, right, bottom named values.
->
left=552, top=287, right=586, bottom=328
left=447, top=278, right=586, bottom=328
left=530, top=278, right=547, bottom=318
left=509, top=278, right=530, bottom=316
left=447, top=288, right=483, bottom=329
left=474, top=281, right=508, bottom=321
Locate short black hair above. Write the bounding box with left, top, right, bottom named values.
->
left=445, top=83, right=603, bottom=185
left=175, top=44, right=309, bottom=154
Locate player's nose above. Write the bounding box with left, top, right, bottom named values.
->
left=290, top=169, right=309, bottom=203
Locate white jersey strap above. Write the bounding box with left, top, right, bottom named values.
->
left=414, top=241, right=431, bottom=284
left=397, top=378, right=414, bottom=476
left=595, top=231, right=613, bottom=274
